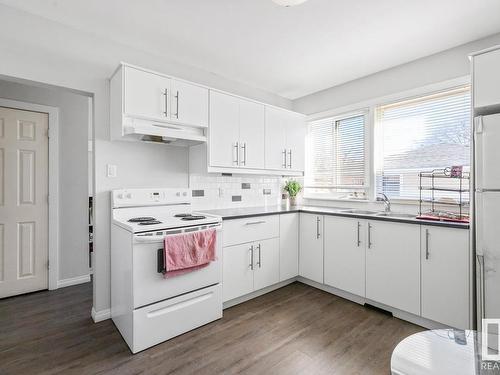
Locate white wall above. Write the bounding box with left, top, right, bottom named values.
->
left=0, top=4, right=292, bottom=316
left=293, top=33, right=500, bottom=115
left=0, top=79, right=90, bottom=282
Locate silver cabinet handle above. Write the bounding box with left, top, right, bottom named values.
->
left=244, top=220, right=266, bottom=226
left=240, top=142, right=247, bottom=166
left=174, top=90, right=179, bottom=119
left=357, top=221, right=361, bottom=247
left=287, top=149, right=292, bottom=169
left=249, top=245, right=254, bottom=270
left=233, top=142, right=239, bottom=165
left=425, top=228, right=430, bottom=260
left=282, top=149, right=287, bottom=168
left=477, top=254, right=485, bottom=319
left=163, top=89, right=168, bottom=117
left=316, top=216, right=321, bottom=239
left=367, top=223, right=372, bottom=249
left=257, top=243, right=262, bottom=268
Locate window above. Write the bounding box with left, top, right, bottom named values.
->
left=375, top=86, right=471, bottom=200
left=305, top=113, right=367, bottom=198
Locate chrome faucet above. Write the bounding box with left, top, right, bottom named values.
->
left=377, top=193, right=391, bottom=212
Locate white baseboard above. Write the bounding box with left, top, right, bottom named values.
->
left=223, top=278, right=297, bottom=309
left=91, top=307, right=111, bottom=323
left=57, top=274, right=91, bottom=289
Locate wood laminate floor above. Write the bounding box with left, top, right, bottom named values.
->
left=0, top=282, right=423, bottom=375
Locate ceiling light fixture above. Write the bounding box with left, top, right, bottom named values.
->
left=272, top=0, right=308, bottom=7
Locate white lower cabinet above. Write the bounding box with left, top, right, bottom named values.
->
left=222, top=242, right=254, bottom=302
left=421, top=226, right=470, bottom=329
left=324, top=216, right=366, bottom=297
left=279, top=213, right=299, bottom=281
left=365, top=220, right=420, bottom=315
left=299, top=213, right=324, bottom=283
left=253, top=238, right=280, bottom=290
left=223, top=238, right=280, bottom=302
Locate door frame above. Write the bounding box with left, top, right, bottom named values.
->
left=0, top=98, right=60, bottom=290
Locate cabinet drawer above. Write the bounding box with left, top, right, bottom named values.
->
left=133, top=284, right=222, bottom=353
left=223, top=215, right=279, bottom=246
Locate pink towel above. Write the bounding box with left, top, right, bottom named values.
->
left=163, top=229, right=216, bottom=278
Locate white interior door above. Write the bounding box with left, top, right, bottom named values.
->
left=238, top=100, right=265, bottom=169
left=0, top=107, right=48, bottom=298
left=476, top=114, right=500, bottom=190
left=209, top=91, right=240, bottom=168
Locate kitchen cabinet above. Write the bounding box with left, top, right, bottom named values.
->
left=253, top=238, right=280, bottom=290
left=264, top=107, right=306, bottom=172
left=279, top=213, right=299, bottom=281
left=223, top=243, right=254, bottom=302
left=421, top=226, right=470, bottom=329
left=473, top=48, right=500, bottom=109
left=365, top=220, right=420, bottom=315
left=209, top=91, right=265, bottom=169
left=324, top=216, right=365, bottom=297
left=299, top=213, right=324, bottom=284
left=110, top=64, right=209, bottom=140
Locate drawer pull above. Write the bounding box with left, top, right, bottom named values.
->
left=146, top=292, right=213, bottom=318
left=245, top=220, right=266, bottom=226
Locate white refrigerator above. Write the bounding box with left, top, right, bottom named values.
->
left=475, top=113, right=500, bottom=324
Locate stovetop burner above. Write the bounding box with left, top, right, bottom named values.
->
left=128, top=217, right=157, bottom=223
left=174, top=213, right=192, bottom=218
left=181, top=215, right=206, bottom=221
left=138, top=220, right=162, bottom=226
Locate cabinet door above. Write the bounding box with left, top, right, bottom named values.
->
left=123, top=66, right=171, bottom=121
left=324, top=216, right=365, bottom=297
left=366, top=221, right=420, bottom=315
left=170, top=79, right=208, bottom=128
left=239, top=100, right=265, bottom=169
left=222, top=243, right=254, bottom=302
left=475, top=114, right=500, bottom=190
left=209, top=91, right=240, bottom=168
left=474, top=49, right=500, bottom=109
left=254, top=238, right=280, bottom=290
left=421, top=226, right=469, bottom=329
left=279, top=213, right=299, bottom=281
left=264, top=107, right=287, bottom=170
left=299, top=213, right=324, bottom=283
left=285, top=112, right=306, bottom=172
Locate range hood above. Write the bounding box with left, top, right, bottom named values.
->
left=122, top=118, right=207, bottom=147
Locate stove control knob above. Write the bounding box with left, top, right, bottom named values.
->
left=117, top=193, right=124, bottom=199
left=176, top=192, right=181, bottom=197
left=126, top=193, right=132, bottom=199
left=182, top=192, right=187, bottom=197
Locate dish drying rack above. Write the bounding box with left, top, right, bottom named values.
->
left=418, top=167, right=470, bottom=223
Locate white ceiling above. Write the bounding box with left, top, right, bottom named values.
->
left=2, top=0, right=500, bottom=99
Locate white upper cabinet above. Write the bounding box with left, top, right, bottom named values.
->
left=123, top=65, right=171, bottom=122
left=299, top=213, right=324, bottom=284
left=324, top=216, right=366, bottom=297
left=209, top=91, right=240, bottom=168
left=473, top=48, right=500, bottom=110
left=239, top=99, right=265, bottom=169
left=365, top=220, right=420, bottom=315
left=421, top=226, right=470, bottom=329
left=209, top=91, right=265, bottom=170
left=265, top=107, right=306, bottom=172
left=170, top=79, right=209, bottom=128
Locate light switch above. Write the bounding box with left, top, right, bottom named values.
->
left=107, top=164, right=117, bottom=178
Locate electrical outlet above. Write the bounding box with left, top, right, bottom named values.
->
left=107, top=164, right=117, bottom=178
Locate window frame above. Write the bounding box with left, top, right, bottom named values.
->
left=304, top=76, right=471, bottom=204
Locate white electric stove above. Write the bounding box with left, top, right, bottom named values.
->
left=110, top=188, right=223, bottom=353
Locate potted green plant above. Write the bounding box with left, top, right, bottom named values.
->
left=284, top=180, right=302, bottom=206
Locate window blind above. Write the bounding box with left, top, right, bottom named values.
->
left=375, top=86, right=471, bottom=200
left=306, top=114, right=366, bottom=191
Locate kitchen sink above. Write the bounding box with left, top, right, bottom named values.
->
left=340, top=209, right=379, bottom=215
left=375, top=212, right=416, bottom=218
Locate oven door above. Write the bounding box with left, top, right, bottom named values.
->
left=132, top=225, right=222, bottom=308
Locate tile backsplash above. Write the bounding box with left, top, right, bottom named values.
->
left=190, top=174, right=283, bottom=210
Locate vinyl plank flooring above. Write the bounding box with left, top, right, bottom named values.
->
left=0, top=282, right=423, bottom=375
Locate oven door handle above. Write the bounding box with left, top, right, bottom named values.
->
left=134, top=235, right=166, bottom=243
left=157, top=248, right=166, bottom=274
